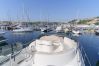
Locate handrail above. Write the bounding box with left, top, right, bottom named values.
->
left=0, top=49, right=22, bottom=64
left=81, top=45, right=92, bottom=66
left=77, top=41, right=92, bottom=66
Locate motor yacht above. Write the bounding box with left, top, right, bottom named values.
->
left=1, top=35, right=85, bottom=66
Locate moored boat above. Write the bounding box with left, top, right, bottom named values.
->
left=12, top=27, right=33, bottom=32
left=95, top=30, right=99, bottom=35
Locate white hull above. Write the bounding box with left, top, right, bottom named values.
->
left=40, top=28, right=46, bottom=32
left=72, top=30, right=81, bottom=36
left=13, top=28, right=33, bottom=32
left=72, top=30, right=80, bottom=34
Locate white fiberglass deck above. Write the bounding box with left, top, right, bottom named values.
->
left=1, top=35, right=85, bottom=66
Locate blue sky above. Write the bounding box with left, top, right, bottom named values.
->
left=0, top=0, right=99, bottom=22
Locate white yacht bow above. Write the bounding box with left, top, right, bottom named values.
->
left=1, top=35, right=85, bottom=66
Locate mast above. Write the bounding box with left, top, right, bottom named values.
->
left=21, top=2, right=30, bottom=27
left=76, top=10, right=79, bottom=27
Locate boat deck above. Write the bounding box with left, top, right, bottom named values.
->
left=1, top=48, right=84, bottom=66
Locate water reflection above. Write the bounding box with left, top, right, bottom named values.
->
left=0, top=31, right=42, bottom=56
left=78, top=34, right=99, bottom=66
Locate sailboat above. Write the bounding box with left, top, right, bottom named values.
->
left=71, top=11, right=82, bottom=36
left=12, top=26, right=33, bottom=32
left=13, top=5, right=33, bottom=33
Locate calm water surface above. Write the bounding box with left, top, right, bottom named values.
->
left=3, top=31, right=42, bottom=44
left=78, top=34, right=99, bottom=66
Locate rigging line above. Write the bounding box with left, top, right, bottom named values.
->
left=81, top=45, right=92, bottom=66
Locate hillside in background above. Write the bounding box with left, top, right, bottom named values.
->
left=69, top=17, right=99, bottom=25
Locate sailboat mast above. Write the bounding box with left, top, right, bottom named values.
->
left=76, top=10, right=79, bottom=25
